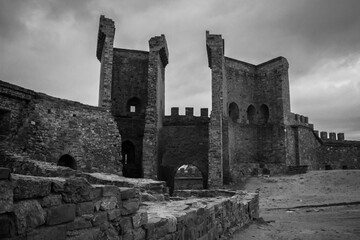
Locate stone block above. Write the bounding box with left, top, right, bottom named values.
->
left=0, top=213, right=16, bottom=239
left=108, top=208, right=121, bottom=221
left=121, top=199, right=139, bottom=216
left=14, top=200, right=46, bottom=235
left=91, top=211, right=108, bottom=226
left=119, top=216, right=133, bottom=234
left=102, top=185, right=121, bottom=198
left=119, top=187, right=136, bottom=200
left=0, top=181, right=13, bottom=214
left=66, top=227, right=101, bottom=240
left=133, top=227, right=145, bottom=240
left=12, top=175, right=51, bottom=200
left=40, top=194, right=62, bottom=208
left=99, top=222, right=120, bottom=240
left=61, top=177, right=92, bottom=203
left=26, top=224, right=66, bottom=240
left=76, top=201, right=94, bottom=216
left=66, top=216, right=92, bottom=231
left=144, top=216, right=169, bottom=239
left=46, top=204, right=76, bottom=225
left=90, top=187, right=103, bottom=200
left=95, top=196, right=118, bottom=211
left=140, top=192, right=157, bottom=202
left=51, top=178, right=66, bottom=193
left=0, top=167, right=10, bottom=180
left=132, top=211, right=148, bottom=228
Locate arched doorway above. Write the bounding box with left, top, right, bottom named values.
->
left=121, top=140, right=142, bottom=178
left=58, top=154, right=77, bottom=170
left=174, top=164, right=203, bottom=190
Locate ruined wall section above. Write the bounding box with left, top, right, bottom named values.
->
left=0, top=80, right=34, bottom=141
left=142, top=35, right=168, bottom=179
left=319, top=133, right=360, bottom=169
left=206, top=31, right=227, bottom=187
left=0, top=168, right=259, bottom=240
left=159, top=107, right=209, bottom=192
left=0, top=81, right=122, bottom=174
left=97, top=15, right=115, bottom=108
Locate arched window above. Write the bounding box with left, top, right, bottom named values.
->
left=174, top=164, right=203, bottom=190
left=228, top=102, right=239, bottom=123
left=58, top=154, right=77, bottom=170
left=126, top=97, right=141, bottom=114
left=246, top=105, right=256, bottom=124
left=259, top=104, right=269, bottom=124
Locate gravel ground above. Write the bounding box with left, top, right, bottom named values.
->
left=231, top=170, right=360, bottom=240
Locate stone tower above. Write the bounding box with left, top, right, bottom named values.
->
left=97, top=16, right=168, bottom=178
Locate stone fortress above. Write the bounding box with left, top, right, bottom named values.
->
left=0, top=14, right=359, bottom=240
left=1, top=15, right=360, bottom=191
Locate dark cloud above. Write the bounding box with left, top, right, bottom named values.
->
left=0, top=0, right=359, bottom=139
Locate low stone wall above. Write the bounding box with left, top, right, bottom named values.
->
left=0, top=167, right=259, bottom=240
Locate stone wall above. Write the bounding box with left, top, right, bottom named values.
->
left=320, top=140, right=360, bottom=169
left=0, top=80, right=122, bottom=174
left=159, top=111, right=209, bottom=193
left=0, top=167, right=259, bottom=240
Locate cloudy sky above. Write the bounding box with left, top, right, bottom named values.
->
left=0, top=0, right=359, bottom=140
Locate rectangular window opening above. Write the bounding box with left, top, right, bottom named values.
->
left=130, top=106, right=136, bottom=113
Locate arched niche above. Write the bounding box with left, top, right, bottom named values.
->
left=246, top=105, right=256, bottom=124
left=174, top=164, right=203, bottom=190
left=58, top=154, right=77, bottom=170
left=228, top=102, right=239, bottom=123
left=126, top=97, right=141, bottom=114
left=259, top=104, right=269, bottom=124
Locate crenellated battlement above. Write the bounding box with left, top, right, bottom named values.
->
left=290, top=113, right=314, bottom=129
left=314, top=131, right=346, bottom=141
left=164, top=107, right=209, bottom=126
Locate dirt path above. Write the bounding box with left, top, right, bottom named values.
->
left=231, top=170, right=360, bottom=240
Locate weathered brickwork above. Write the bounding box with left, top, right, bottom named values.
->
left=0, top=80, right=122, bottom=174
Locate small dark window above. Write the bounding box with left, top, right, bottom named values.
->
left=247, top=105, right=256, bottom=124
left=126, top=97, right=141, bottom=114
left=228, top=102, right=239, bottom=123
left=58, top=154, right=77, bottom=170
